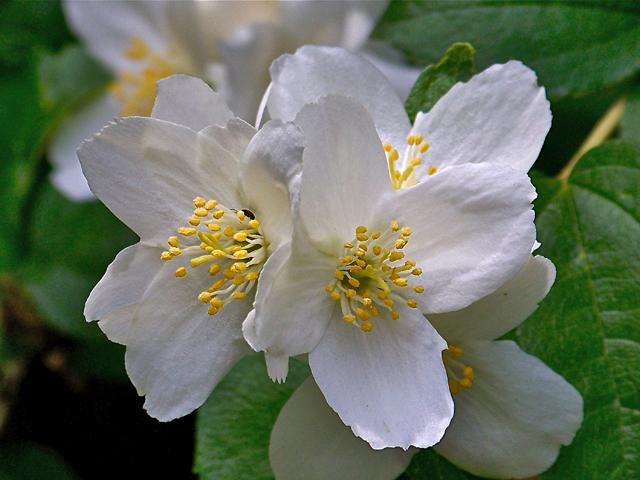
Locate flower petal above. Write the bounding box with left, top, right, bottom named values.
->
left=239, top=120, right=304, bottom=251
left=309, top=302, right=452, bottom=450
left=293, top=94, right=392, bottom=250
left=268, top=45, right=410, bottom=149
left=48, top=92, right=120, bottom=202
left=376, top=163, right=537, bottom=313
left=243, top=231, right=336, bottom=382
left=85, top=243, right=162, bottom=344
left=434, top=340, right=583, bottom=479
left=124, top=259, right=253, bottom=421
left=428, top=255, right=556, bottom=342
left=150, top=75, right=233, bottom=131
left=78, top=116, right=243, bottom=243
left=270, top=376, right=415, bottom=480
left=62, top=0, right=169, bottom=73
left=412, top=61, right=551, bottom=177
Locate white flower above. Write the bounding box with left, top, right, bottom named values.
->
left=50, top=0, right=402, bottom=201
left=243, top=48, right=542, bottom=450
left=269, top=256, right=583, bottom=480
left=77, top=75, right=304, bottom=421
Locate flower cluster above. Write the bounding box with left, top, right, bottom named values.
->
left=77, top=40, right=583, bottom=480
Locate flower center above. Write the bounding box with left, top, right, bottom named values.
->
left=161, top=196, right=266, bottom=316
left=442, top=344, right=476, bottom=394
left=384, top=134, right=437, bottom=190
left=325, top=222, right=424, bottom=332
left=108, top=36, right=192, bottom=117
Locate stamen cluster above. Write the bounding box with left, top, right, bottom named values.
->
left=384, top=134, right=435, bottom=190
left=161, top=196, right=266, bottom=316
left=109, top=35, right=186, bottom=116
left=325, top=222, right=424, bottom=332
left=442, top=345, right=476, bottom=394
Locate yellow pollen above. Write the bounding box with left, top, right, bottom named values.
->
left=371, top=231, right=381, bottom=240
left=382, top=142, right=392, bottom=152
left=198, top=292, right=212, bottom=303
left=204, top=199, right=217, bottom=210
left=401, top=227, right=412, bottom=237
left=389, top=251, right=404, bottom=262
left=341, top=256, right=354, bottom=264
left=207, top=223, right=221, bottom=232
left=229, top=246, right=242, bottom=253
left=188, top=216, right=200, bottom=226
left=428, top=165, right=438, bottom=176
left=356, top=225, right=368, bottom=234
left=223, top=269, right=235, bottom=280
left=372, top=245, right=382, bottom=256
left=124, top=36, right=149, bottom=60
left=232, top=292, right=247, bottom=299
left=246, top=272, right=259, bottom=281
left=331, top=291, right=341, bottom=300
left=390, top=310, right=400, bottom=320
left=213, top=210, right=224, bottom=219
left=211, top=279, right=225, bottom=291
left=344, top=314, right=356, bottom=323
left=193, top=197, right=206, bottom=208
left=395, top=239, right=407, bottom=249
left=161, top=251, right=172, bottom=261
left=460, top=378, right=473, bottom=389
left=179, top=227, right=197, bottom=236
left=362, top=297, right=372, bottom=308
left=233, top=250, right=248, bottom=259
left=463, top=367, right=474, bottom=379
left=383, top=299, right=394, bottom=307
left=381, top=266, right=392, bottom=273
left=358, top=244, right=368, bottom=252
left=325, top=285, right=335, bottom=292
left=360, top=322, right=373, bottom=332
left=371, top=306, right=379, bottom=317
left=212, top=250, right=226, bottom=258
left=393, top=278, right=408, bottom=287
left=388, top=149, right=399, bottom=161
left=231, top=262, right=247, bottom=273
left=248, top=219, right=260, bottom=229
left=175, top=267, right=187, bottom=277
left=405, top=260, right=416, bottom=267
left=420, top=141, right=430, bottom=154
left=194, top=207, right=208, bottom=217
left=233, top=276, right=245, bottom=286
left=390, top=221, right=399, bottom=232
left=355, top=249, right=366, bottom=257
left=207, top=306, right=219, bottom=316
left=237, top=210, right=246, bottom=221
left=169, top=247, right=181, bottom=256
left=415, top=134, right=424, bottom=144
left=413, top=285, right=425, bottom=293
left=343, top=242, right=354, bottom=249
left=406, top=300, right=418, bottom=308
left=348, top=278, right=360, bottom=288
left=233, top=231, right=248, bottom=242
left=335, top=270, right=345, bottom=280
left=407, top=134, right=416, bottom=145
left=210, top=297, right=224, bottom=309
left=208, top=264, right=221, bottom=276
left=377, top=292, right=388, bottom=300
left=168, top=236, right=179, bottom=247
left=350, top=265, right=362, bottom=273
left=355, top=259, right=366, bottom=268
left=412, top=268, right=423, bottom=276
left=223, top=226, right=235, bottom=237
left=356, top=233, right=369, bottom=242
left=346, top=289, right=356, bottom=298
left=410, top=158, right=421, bottom=167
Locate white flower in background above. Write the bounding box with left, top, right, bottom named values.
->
left=77, top=74, right=304, bottom=420
left=243, top=47, right=543, bottom=450
left=269, top=256, right=583, bottom=480
left=51, top=0, right=419, bottom=202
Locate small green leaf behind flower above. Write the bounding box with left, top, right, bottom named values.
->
left=404, top=43, right=475, bottom=123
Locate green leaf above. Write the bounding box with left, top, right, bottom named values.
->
left=195, top=354, right=311, bottom=480
left=620, top=88, right=640, bottom=143
left=404, top=42, right=475, bottom=123
left=38, top=44, right=111, bottom=111
left=0, top=442, right=79, bottom=480
left=375, top=1, right=640, bottom=99
left=403, top=449, right=481, bottom=480
left=515, top=141, right=640, bottom=479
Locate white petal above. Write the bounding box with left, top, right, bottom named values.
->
left=219, top=23, right=285, bottom=122
left=270, top=377, right=415, bottom=480
left=150, top=75, right=233, bottom=130
left=200, top=117, right=256, bottom=160
left=360, top=42, right=422, bottom=102
left=62, top=0, right=169, bottom=73
left=293, top=94, right=392, bottom=250
left=124, top=258, right=253, bottom=421
left=85, top=243, right=162, bottom=344
left=412, top=61, right=551, bottom=177
left=429, top=256, right=556, bottom=342
left=434, top=340, right=583, bottom=479
left=376, top=163, right=537, bottom=313
left=239, top=120, right=304, bottom=251
left=78, top=117, right=242, bottom=242
left=48, top=93, right=120, bottom=202
left=243, top=231, right=336, bottom=382
left=268, top=45, right=410, bottom=149
left=309, top=303, right=453, bottom=450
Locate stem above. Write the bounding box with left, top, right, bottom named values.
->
left=556, top=97, right=627, bottom=181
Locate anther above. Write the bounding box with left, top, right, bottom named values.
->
left=204, top=199, right=217, bottom=210
left=406, top=300, right=418, bottom=308
left=237, top=210, right=246, bottom=221
left=208, top=264, right=221, bottom=276
left=246, top=272, right=259, bottom=281
left=179, top=227, right=197, bottom=236
left=232, top=292, right=246, bottom=299
left=360, top=322, right=373, bottom=332
left=428, top=165, right=438, bottom=176
left=413, top=285, right=425, bottom=293
left=188, top=216, right=200, bottom=226
left=390, top=310, right=399, bottom=320
left=161, top=251, right=172, bottom=261
left=212, top=210, right=224, bottom=219
left=175, top=267, right=187, bottom=277
left=168, top=236, right=179, bottom=247
left=344, top=314, right=355, bottom=323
